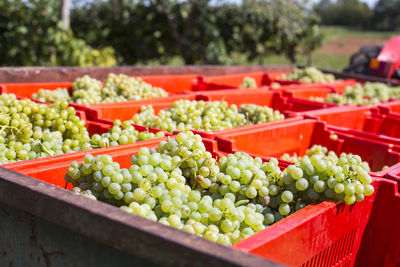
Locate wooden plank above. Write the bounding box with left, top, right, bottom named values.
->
left=0, top=167, right=281, bottom=267
left=0, top=65, right=295, bottom=83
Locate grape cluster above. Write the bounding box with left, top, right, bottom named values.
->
left=282, top=144, right=330, bottom=162
left=284, top=67, right=335, bottom=83
left=132, top=100, right=284, bottom=132
left=71, top=75, right=104, bottom=104
left=32, top=88, right=71, bottom=103
left=65, top=132, right=374, bottom=246
left=101, top=73, right=168, bottom=102
left=315, top=82, right=400, bottom=105
left=282, top=145, right=371, bottom=170
left=241, top=77, right=257, bottom=88
left=33, top=74, right=168, bottom=105
left=279, top=144, right=374, bottom=205
left=239, top=104, right=285, bottom=124
left=90, top=119, right=165, bottom=148
left=0, top=94, right=168, bottom=164
left=0, top=94, right=90, bottom=164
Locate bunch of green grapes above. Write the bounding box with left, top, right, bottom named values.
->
left=0, top=94, right=90, bottom=164
left=32, top=88, right=71, bottom=103
left=132, top=100, right=285, bottom=132
left=284, top=67, right=335, bottom=83
left=102, top=74, right=168, bottom=102
left=241, top=77, right=257, bottom=88
left=71, top=75, right=103, bottom=104
left=317, top=93, right=380, bottom=105
left=239, top=104, right=285, bottom=123
left=66, top=132, right=374, bottom=246
left=282, top=145, right=371, bottom=171
left=0, top=94, right=171, bottom=165
left=65, top=132, right=273, bottom=244
left=32, top=74, right=168, bottom=105
left=314, top=82, right=400, bottom=105
left=90, top=119, right=165, bottom=148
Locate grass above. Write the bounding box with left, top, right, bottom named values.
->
left=319, top=26, right=398, bottom=41
left=307, top=53, right=349, bottom=71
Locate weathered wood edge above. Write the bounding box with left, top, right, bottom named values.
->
left=0, top=167, right=282, bottom=267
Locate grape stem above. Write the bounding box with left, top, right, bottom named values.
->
left=0, top=125, right=21, bottom=136
left=174, top=152, right=201, bottom=190
left=40, top=144, right=55, bottom=156
left=235, top=199, right=249, bottom=207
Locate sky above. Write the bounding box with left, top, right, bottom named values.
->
left=359, top=0, right=378, bottom=7
left=73, top=0, right=379, bottom=9
left=220, top=0, right=378, bottom=8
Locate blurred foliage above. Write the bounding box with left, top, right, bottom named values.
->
left=373, top=0, right=400, bottom=30
left=314, top=0, right=400, bottom=30
left=0, top=0, right=116, bottom=66
left=71, top=0, right=321, bottom=65
left=0, top=0, right=321, bottom=66
left=315, top=0, right=373, bottom=27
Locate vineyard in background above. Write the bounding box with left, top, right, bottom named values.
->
left=0, top=0, right=398, bottom=68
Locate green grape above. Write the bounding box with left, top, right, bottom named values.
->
left=241, top=77, right=257, bottom=88
left=295, top=178, right=308, bottom=191
left=279, top=203, right=290, bottom=216
left=281, top=191, right=293, bottom=203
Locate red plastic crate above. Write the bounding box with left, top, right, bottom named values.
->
left=329, top=114, right=400, bottom=146
left=301, top=106, right=400, bottom=146
left=196, top=88, right=334, bottom=115
left=379, top=99, right=400, bottom=115
left=269, top=83, right=334, bottom=92
left=387, top=164, right=400, bottom=187
left=280, top=85, right=400, bottom=113
left=302, top=105, right=380, bottom=130
left=233, top=177, right=400, bottom=267
left=0, top=82, right=74, bottom=98
left=264, top=72, right=303, bottom=86
left=216, top=119, right=400, bottom=176
left=193, top=72, right=307, bottom=91
left=276, top=85, right=343, bottom=112
left=0, top=74, right=201, bottom=95
left=139, top=74, right=201, bottom=94
left=86, top=94, right=197, bottom=122
left=282, top=85, right=335, bottom=99
left=196, top=88, right=287, bottom=108
left=199, top=72, right=269, bottom=89
left=327, top=79, right=358, bottom=92
left=8, top=137, right=400, bottom=266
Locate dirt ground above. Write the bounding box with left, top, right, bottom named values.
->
left=318, top=36, right=389, bottom=55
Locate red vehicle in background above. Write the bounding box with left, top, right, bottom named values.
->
left=344, top=36, right=400, bottom=82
